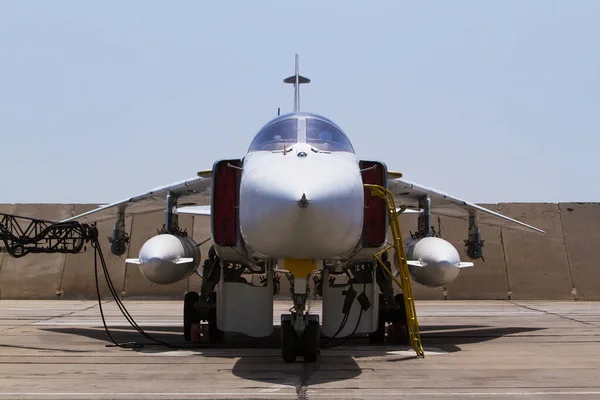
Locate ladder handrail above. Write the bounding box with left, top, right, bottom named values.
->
left=365, top=184, right=425, bottom=358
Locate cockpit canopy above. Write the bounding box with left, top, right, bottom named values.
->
left=248, top=118, right=298, bottom=152
left=248, top=114, right=354, bottom=153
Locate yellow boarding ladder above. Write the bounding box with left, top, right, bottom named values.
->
left=364, top=184, right=425, bottom=358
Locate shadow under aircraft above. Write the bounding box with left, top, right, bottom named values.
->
left=39, top=323, right=545, bottom=387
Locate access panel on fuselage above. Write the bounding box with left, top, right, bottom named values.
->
left=360, top=160, right=388, bottom=248
left=211, top=159, right=242, bottom=246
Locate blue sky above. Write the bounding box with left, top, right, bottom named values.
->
left=0, top=1, right=598, bottom=203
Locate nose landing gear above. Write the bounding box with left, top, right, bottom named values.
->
left=281, top=264, right=320, bottom=363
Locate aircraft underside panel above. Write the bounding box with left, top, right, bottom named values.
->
left=216, top=271, right=274, bottom=337
left=321, top=269, right=379, bottom=337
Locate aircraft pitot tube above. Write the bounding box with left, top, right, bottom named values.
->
left=126, top=234, right=200, bottom=285
left=399, top=236, right=473, bottom=288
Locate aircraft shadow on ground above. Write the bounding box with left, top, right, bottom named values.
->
left=40, top=323, right=546, bottom=351
left=39, top=323, right=545, bottom=386
left=419, top=325, right=545, bottom=349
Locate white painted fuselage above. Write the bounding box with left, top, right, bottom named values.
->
left=239, top=143, right=364, bottom=260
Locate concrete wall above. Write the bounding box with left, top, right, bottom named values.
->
left=0, top=203, right=599, bottom=300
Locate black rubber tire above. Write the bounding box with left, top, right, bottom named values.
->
left=183, top=292, right=200, bottom=341
left=110, top=241, right=126, bottom=256
left=281, top=320, right=297, bottom=363
left=387, top=324, right=410, bottom=345
left=389, top=293, right=410, bottom=345
left=207, top=308, right=224, bottom=344
left=302, top=320, right=320, bottom=362
left=393, top=293, right=408, bottom=325
left=368, top=317, right=386, bottom=344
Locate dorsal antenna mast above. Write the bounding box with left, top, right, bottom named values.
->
left=283, top=54, right=310, bottom=113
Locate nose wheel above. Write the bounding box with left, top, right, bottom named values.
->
left=281, top=314, right=320, bottom=363
left=280, top=265, right=320, bottom=363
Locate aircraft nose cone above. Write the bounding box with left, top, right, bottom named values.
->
left=239, top=153, right=364, bottom=259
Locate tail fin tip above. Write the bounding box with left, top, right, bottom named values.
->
left=283, top=54, right=310, bottom=113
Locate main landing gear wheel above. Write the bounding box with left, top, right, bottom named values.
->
left=387, top=293, right=409, bottom=345
left=183, top=292, right=200, bottom=341
left=207, top=307, right=224, bottom=344
left=368, top=313, right=386, bottom=344
left=183, top=291, right=223, bottom=343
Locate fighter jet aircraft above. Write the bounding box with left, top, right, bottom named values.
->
left=65, top=55, right=544, bottom=362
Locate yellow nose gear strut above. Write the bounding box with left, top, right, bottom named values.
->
left=364, top=184, right=425, bottom=358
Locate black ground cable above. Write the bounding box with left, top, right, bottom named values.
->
left=94, top=239, right=154, bottom=339
left=323, top=308, right=364, bottom=349
left=93, top=239, right=152, bottom=348
left=97, top=239, right=177, bottom=348
left=94, top=240, right=145, bottom=341
left=322, top=283, right=367, bottom=348
left=93, top=241, right=137, bottom=349
left=330, top=309, right=349, bottom=339
left=325, top=281, right=354, bottom=340
left=92, top=238, right=177, bottom=349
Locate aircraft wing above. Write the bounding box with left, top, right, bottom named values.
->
left=62, top=176, right=212, bottom=223
left=387, top=177, right=545, bottom=234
